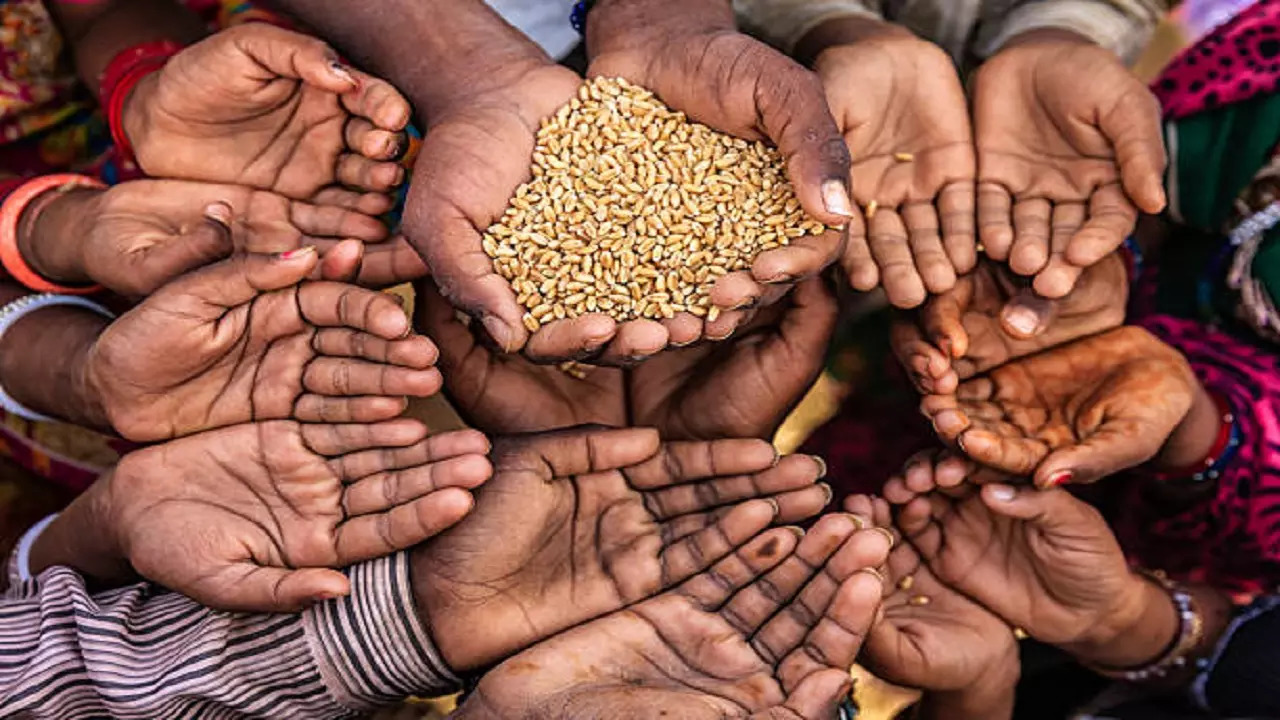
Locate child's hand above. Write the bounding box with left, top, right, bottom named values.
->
left=123, top=24, right=410, bottom=205
left=102, top=421, right=492, bottom=611
left=25, top=179, right=390, bottom=297
left=812, top=23, right=976, bottom=308
left=921, top=326, right=1197, bottom=487
left=973, top=32, right=1165, bottom=298
left=890, top=252, right=1127, bottom=394
left=84, top=250, right=441, bottom=442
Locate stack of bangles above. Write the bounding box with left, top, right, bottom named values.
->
left=0, top=174, right=105, bottom=295
left=1085, top=570, right=1209, bottom=683
left=1151, top=391, right=1241, bottom=485
left=98, top=39, right=184, bottom=166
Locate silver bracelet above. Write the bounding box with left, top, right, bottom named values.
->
left=0, top=293, right=114, bottom=422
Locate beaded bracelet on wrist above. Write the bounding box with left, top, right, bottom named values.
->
left=1151, top=391, right=1241, bottom=485
left=1086, top=570, right=1207, bottom=683
left=570, top=0, right=601, bottom=34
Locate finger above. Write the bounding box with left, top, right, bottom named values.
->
left=757, top=68, right=853, bottom=226
left=522, top=315, right=618, bottom=363
left=497, top=426, right=661, bottom=478
left=1009, top=198, right=1052, bottom=276
left=841, top=208, right=878, bottom=291
left=999, top=286, right=1058, bottom=339
left=151, top=248, right=319, bottom=320
left=331, top=428, right=491, bottom=481
left=1033, top=420, right=1161, bottom=488
left=938, top=181, right=977, bottom=274
left=958, top=428, right=1048, bottom=476
left=339, top=70, right=412, bottom=132
left=293, top=394, right=409, bottom=423
left=334, top=487, right=475, bottom=560
left=977, top=181, right=1014, bottom=261
left=296, top=281, right=412, bottom=338
left=228, top=24, right=357, bottom=94
left=777, top=669, right=856, bottom=720
left=660, top=498, right=783, bottom=584
left=343, top=453, right=492, bottom=516
left=626, top=439, right=780, bottom=490
left=751, top=228, right=843, bottom=285
left=868, top=207, right=927, bottom=308
left=339, top=236, right=428, bottom=287
left=753, top=527, right=891, bottom=665
left=299, top=418, right=430, bottom=457
left=704, top=307, right=751, bottom=341
left=717, top=514, right=860, bottom=637
left=590, top=319, right=670, bottom=366
left=1033, top=202, right=1087, bottom=299
left=311, top=187, right=395, bottom=216
left=343, top=117, right=405, bottom=161
left=1063, top=184, right=1139, bottom=269
left=312, top=328, right=437, bottom=368
left=709, top=271, right=765, bottom=311
left=644, top=454, right=821, bottom=520
left=303, top=357, right=442, bottom=397
left=981, top=484, right=1109, bottom=536
left=199, top=564, right=351, bottom=613
left=1100, top=88, right=1167, bottom=213
left=661, top=312, right=703, bottom=348
left=335, top=154, right=405, bottom=193
left=126, top=204, right=235, bottom=295
left=902, top=202, right=956, bottom=294
left=776, top=572, right=884, bottom=696
left=674, top=527, right=799, bottom=611
left=769, top=484, right=834, bottom=525
left=289, top=200, right=389, bottom=242
left=317, top=238, right=365, bottom=283
left=919, top=291, right=968, bottom=360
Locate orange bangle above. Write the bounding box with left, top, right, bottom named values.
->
left=0, top=174, right=106, bottom=295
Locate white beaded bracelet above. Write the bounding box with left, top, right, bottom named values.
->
left=0, top=293, right=115, bottom=423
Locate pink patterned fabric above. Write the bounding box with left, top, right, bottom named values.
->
left=1154, top=0, right=1280, bottom=119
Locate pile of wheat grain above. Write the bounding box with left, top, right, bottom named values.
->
left=482, top=76, right=827, bottom=331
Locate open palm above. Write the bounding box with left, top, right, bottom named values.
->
left=457, top=515, right=890, bottom=720
left=412, top=427, right=831, bottom=672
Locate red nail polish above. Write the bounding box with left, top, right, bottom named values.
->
left=279, top=246, right=316, bottom=260
left=1044, top=470, right=1073, bottom=488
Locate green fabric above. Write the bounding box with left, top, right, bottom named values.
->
left=1169, top=92, right=1280, bottom=308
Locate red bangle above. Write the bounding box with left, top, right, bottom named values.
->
left=0, top=174, right=106, bottom=295
left=99, top=40, right=184, bottom=166
left=1151, top=391, right=1236, bottom=482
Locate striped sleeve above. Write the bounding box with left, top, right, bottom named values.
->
left=0, top=552, right=457, bottom=719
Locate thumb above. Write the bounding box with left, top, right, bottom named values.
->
left=1032, top=421, right=1158, bottom=488
left=773, top=669, right=854, bottom=720
left=317, top=238, right=365, bottom=283
left=1101, top=88, right=1167, bottom=214
left=999, top=287, right=1058, bottom=339
left=921, top=291, right=967, bottom=360
left=152, top=246, right=319, bottom=319
left=230, top=24, right=357, bottom=94
left=206, top=565, right=351, bottom=613
left=981, top=483, right=1100, bottom=536
left=123, top=203, right=235, bottom=296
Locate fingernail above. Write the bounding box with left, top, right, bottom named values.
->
left=731, top=297, right=759, bottom=311
left=482, top=315, right=516, bottom=352
left=989, top=485, right=1017, bottom=502
left=764, top=497, right=781, bottom=516
left=817, top=481, right=833, bottom=505
left=856, top=567, right=886, bottom=585
left=785, top=525, right=806, bottom=539
left=279, top=246, right=316, bottom=260
left=870, top=526, right=896, bottom=549
left=392, top=165, right=407, bottom=186
left=328, top=60, right=356, bottom=85
left=822, top=180, right=854, bottom=218
left=844, top=513, right=867, bottom=530
left=764, top=272, right=796, bottom=285
left=1003, top=306, right=1041, bottom=337
left=203, top=201, right=232, bottom=226
left=1043, top=470, right=1073, bottom=488
left=811, top=455, right=828, bottom=479
left=381, top=135, right=397, bottom=157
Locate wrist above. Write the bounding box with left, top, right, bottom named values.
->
left=19, top=188, right=98, bottom=285
left=797, top=16, right=915, bottom=66
left=587, top=0, right=733, bottom=56
left=0, top=303, right=113, bottom=429
left=119, top=70, right=158, bottom=162
left=28, top=470, right=131, bottom=584
left=1063, top=572, right=1179, bottom=669
left=995, top=28, right=1097, bottom=53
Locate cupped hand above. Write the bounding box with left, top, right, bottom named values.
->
left=847, top=494, right=1018, bottom=701
left=415, top=278, right=627, bottom=433
left=629, top=275, right=837, bottom=440
left=104, top=419, right=491, bottom=611
left=922, top=326, right=1197, bottom=487
left=125, top=23, right=409, bottom=206
left=84, top=249, right=441, bottom=442
left=891, top=252, right=1127, bottom=394
left=973, top=32, right=1165, bottom=298
left=411, top=426, right=833, bottom=671
left=456, top=514, right=889, bottom=720
left=815, top=30, right=976, bottom=308
left=33, top=179, right=390, bottom=297
left=895, top=481, right=1145, bottom=649
left=585, top=4, right=851, bottom=330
